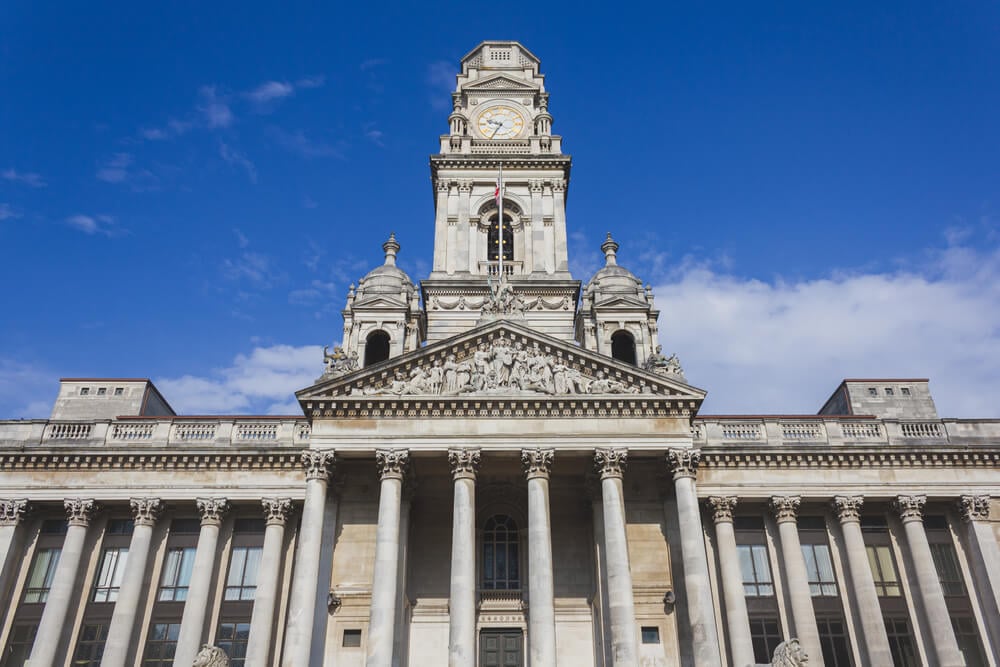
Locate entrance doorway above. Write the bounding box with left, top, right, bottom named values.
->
left=479, top=628, right=523, bottom=667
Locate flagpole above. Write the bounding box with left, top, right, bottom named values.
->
left=497, top=162, right=504, bottom=279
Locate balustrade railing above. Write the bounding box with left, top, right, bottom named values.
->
left=48, top=422, right=93, bottom=440
left=900, top=421, right=944, bottom=438
left=480, top=261, right=521, bottom=277
left=721, top=422, right=763, bottom=440
left=235, top=423, right=278, bottom=441
left=174, top=422, right=217, bottom=441
left=841, top=422, right=882, bottom=439
left=781, top=422, right=824, bottom=440
left=111, top=422, right=155, bottom=441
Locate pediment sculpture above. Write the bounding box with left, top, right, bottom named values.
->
left=643, top=345, right=686, bottom=383
left=192, top=645, right=229, bottom=667
left=479, top=274, right=527, bottom=322
left=321, top=345, right=359, bottom=379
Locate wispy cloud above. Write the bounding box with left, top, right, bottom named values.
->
left=0, top=204, right=20, bottom=221
left=198, top=85, right=234, bottom=129
left=288, top=279, right=339, bottom=306
left=2, top=168, right=46, bottom=188
left=94, top=153, right=160, bottom=191
left=269, top=128, right=343, bottom=159
left=427, top=60, right=455, bottom=110
left=140, top=118, right=193, bottom=141
left=246, top=80, right=295, bottom=104
left=95, top=152, right=132, bottom=183
left=364, top=123, right=385, bottom=147
left=66, top=214, right=121, bottom=237
left=296, top=75, right=325, bottom=89
left=0, top=358, right=57, bottom=418
left=219, top=143, right=257, bottom=183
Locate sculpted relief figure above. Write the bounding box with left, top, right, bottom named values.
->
left=363, top=339, right=645, bottom=397
left=644, top=344, right=686, bottom=382
left=322, top=345, right=359, bottom=378
left=481, top=274, right=527, bottom=320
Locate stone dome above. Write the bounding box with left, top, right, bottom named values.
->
left=583, top=233, right=645, bottom=301
left=355, top=233, right=415, bottom=299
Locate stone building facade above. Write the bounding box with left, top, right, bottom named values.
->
left=1, top=41, right=999, bottom=667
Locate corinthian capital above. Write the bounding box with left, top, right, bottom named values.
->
left=666, top=448, right=700, bottom=480
left=551, top=179, right=566, bottom=193
left=262, top=498, right=294, bottom=526
left=769, top=496, right=801, bottom=523
left=833, top=496, right=864, bottom=523
left=65, top=498, right=99, bottom=527
left=436, top=179, right=451, bottom=193
left=130, top=498, right=163, bottom=527
left=892, top=495, right=926, bottom=523
left=302, top=449, right=336, bottom=481
left=521, top=448, right=554, bottom=480
left=196, top=498, right=230, bottom=526
left=448, top=449, right=481, bottom=480
left=708, top=496, right=738, bottom=524
left=594, top=448, right=628, bottom=480
left=957, top=495, right=990, bottom=523
left=0, top=499, right=30, bottom=526
left=376, top=449, right=410, bottom=481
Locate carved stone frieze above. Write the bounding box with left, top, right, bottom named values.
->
left=643, top=345, right=686, bottom=383
left=892, top=495, right=926, bottom=523
left=957, top=495, right=990, bottom=523
left=521, top=448, right=554, bottom=480
left=302, top=450, right=336, bottom=481
left=65, top=498, right=99, bottom=527
left=708, top=496, right=738, bottom=524
left=448, top=448, right=481, bottom=480
left=130, top=497, right=163, bottom=527
left=261, top=498, right=294, bottom=526
left=376, top=449, right=410, bottom=481
left=769, top=496, right=801, bottom=523
left=480, top=275, right=528, bottom=321
left=666, top=448, right=701, bottom=480
left=196, top=498, right=230, bottom=526
left=0, top=499, right=30, bottom=526
left=594, top=448, right=628, bottom=480
left=832, top=495, right=864, bottom=523
left=321, top=345, right=359, bottom=380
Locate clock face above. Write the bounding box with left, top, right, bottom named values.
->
left=477, top=105, right=525, bottom=140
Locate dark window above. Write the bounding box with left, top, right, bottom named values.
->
left=97, top=387, right=107, bottom=395
left=93, top=547, right=129, bottom=602
left=158, top=547, right=196, bottom=601
left=488, top=217, right=513, bottom=261
left=106, top=519, right=135, bottom=535
left=884, top=387, right=894, bottom=396
left=169, top=518, right=201, bottom=534
left=343, top=629, right=362, bottom=648
left=482, top=514, right=520, bottom=590
left=215, top=622, right=250, bottom=667
left=1, top=623, right=38, bottom=667
left=72, top=623, right=109, bottom=666
left=866, top=545, right=902, bottom=596
left=233, top=518, right=265, bottom=534
left=801, top=543, right=838, bottom=596
left=24, top=548, right=61, bottom=603
left=748, top=616, right=783, bottom=664
left=114, top=387, right=124, bottom=396
left=40, top=519, right=67, bottom=535
left=224, top=546, right=262, bottom=601
left=142, top=622, right=181, bottom=666
left=610, top=331, right=636, bottom=365
left=80, top=387, right=90, bottom=395
left=901, top=387, right=911, bottom=396
left=867, top=387, right=877, bottom=396
left=364, top=330, right=391, bottom=366
left=816, top=616, right=853, bottom=666
left=640, top=627, right=660, bottom=644
left=929, top=542, right=966, bottom=596
left=952, top=616, right=987, bottom=667
left=884, top=617, right=919, bottom=667
left=737, top=544, right=774, bottom=596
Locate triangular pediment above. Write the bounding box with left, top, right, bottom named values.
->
left=351, top=295, right=409, bottom=310
left=591, top=295, right=650, bottom=310
left=463, top=74, right=539, bottom=93
left=298, top=320, right=704, bottom=420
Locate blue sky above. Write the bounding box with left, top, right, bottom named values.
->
left=2, top=2, right=999, bottom=418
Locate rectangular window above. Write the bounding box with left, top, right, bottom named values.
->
left=816, top=616, right=853, bottom=666
left=748, top=616, right=783, bottom=664
left=884, top=387, right=894, bottom=396
left=901, top=387, right=911, bottom=396
left=215, top=621, right=250, bottom=667
left=72, top=623, right=110, bottom=666
left=158, top=547, right=197, bottom=601
left=24, top=548, right=61, bottom=603
left=343, top=629, right=362, bottom=647
left=80, top=387, right=90, bottom=395
left=93, top=547, right=129, bottom=602
left=801, top=543, right=838, bottom=596
left=114, top=387, right=124, bottom=396
left=640, top=626, right=660, bottom=644
left=224, top=546, right=262, bottom=601
left=929, top=542, right=966, bottom=596
left=737, top=544, right=774, bottom=596
left=884, top=617, right=919, bottom=667
left=1, top=623, right=38, bottom=667
left=142, top=622, right=182, bottom=666
left=96, top=387, right=107, bottom=395
left=952, top=616, right=986, bottom=667
left=106, top=519, right=135, bottom=535
left=866, top=545, right=902, bottom=596
left=868, top=387, right=877, bottom=396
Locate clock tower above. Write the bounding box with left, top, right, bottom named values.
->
left=422, top=41, right=580, bottom=343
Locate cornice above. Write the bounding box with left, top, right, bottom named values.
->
left=700, top=449, right=1000, bottom=469
left=0, top=451, right=302, bottom=471
left=430, top=155, right=571, bottom=172
left=304, top=397, right=698, bottom=420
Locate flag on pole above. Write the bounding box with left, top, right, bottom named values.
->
left=495, top=164, right=504, bottom=276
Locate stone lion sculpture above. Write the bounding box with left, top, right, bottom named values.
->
left=771, top=639, right=808, bottom=666
left=192, top=645, right=229, bottom=667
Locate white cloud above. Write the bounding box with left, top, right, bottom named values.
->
left=296, top=75, right=325, bottom=89
left=2, top=168, right=46, bottom=187
left=269, top=128, right=343, bottom=159
left=0, top=359, right=56, bottom=418
left=219, top=143, right=257, bottom=183
left=247, top=80, right=295, bottom=104
left=66, top=214, right=120, bottom=237
left=199, top=86, right=234, bottom=128
left=426, top=61, right=455, bottom=110
left=364, top=125, right=385, bottom=147
left=652, top=238, right=1000, bottom=418
left=156, top=344, right=323, bottom=414
left=0, top=203, right=20, bottom=220
left=96, top=152, right=133, bottom=183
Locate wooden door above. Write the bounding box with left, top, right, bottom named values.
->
left=479, top=628, right=523, bottom=667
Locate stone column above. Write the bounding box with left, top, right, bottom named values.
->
left=393, top=479, right=415, bottom=667
left=172, top=497, right=230, bottom=667
left=769, top=496, right=823, bottom=667
left=667, top=449, right=723, bottom=667
left=456, top=180, right=471, bottom=274
left=367, top=449, right=409, bottom=667
left=552, top=178, right=568, bottom=272
left=522, top=448, right=557, bottom=666
left=28, top=498, right=99, bottom=667
left=282, top=449, right=336, bottom=667
left=448, top=449, right=480, bottom=667
left=892, top=495, right=964, bottom=666
left=707, top=496, right=754, bottom=667
left=528, top=179, right=543, bottom=273
left=0, top=499, right=30, bottom=620
left=433, top=179, right=450, bottom=272
left=594, top=448, right=639, bottom=666
left=245, top=498, right=293, bottom=667
left=101, top=498, right=163, bottom=667
left=958, top=495, right=1000, bottom=661
left=831, top=496, right=893, bottom=666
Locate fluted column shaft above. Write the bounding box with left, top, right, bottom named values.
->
left=448, top=449, right=480, bottom=667
left=246, top=498, right=293, bottom=667
left=959, top=495, right=1000, bottom=662
left=101, top=498, right=163, bottom=667
left=29, top=498, right=98, bottom=667
left=893, top=495, right=964, bottom=667
left=282, top=450, right=336, bottom=667
left=708, top=497, right=754, bottom=667
left=0, top=499, right=30, bottom=625
left=523, top=448, right=557, bottom=666
left=769, top=496, right=823, bottom=667
left=595, top=448, right=639, bottom=666
left=667, top=449, right=723, bottom=667
left=832, top=496, right=893, bottom=666
left=367, top=449, right=409, bottom=667
left=173, top=498, right=230, bottom=667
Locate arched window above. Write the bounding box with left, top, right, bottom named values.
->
left=483, top=515, right=520, bottom=590
left=488, top=217, right=514, bottom=262
left=364, top=330, right=390, bottom=367
left=611, top=330, right=636, bottom=365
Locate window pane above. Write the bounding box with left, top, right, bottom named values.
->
left=814, top=545, right=835, bottom=583
left=801, top=545, right=820, bottom=582
left=752, top=546, right=772, bottom=584
left=161, top=549, right=181, bottom=587
left=242, top=547, right=262, bottom=587
left=227, top=548, right=247, bottom=587
left=737, top=545, right=754, bottom=585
